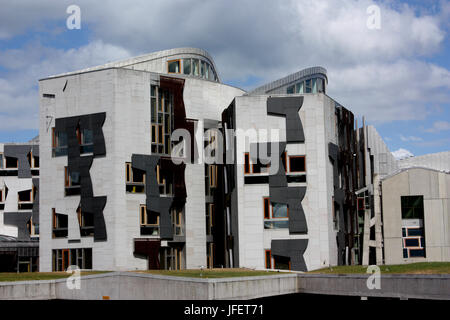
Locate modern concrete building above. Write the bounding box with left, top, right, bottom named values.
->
left=38, top=48, right=244, bottom=272
left=0, top=141, right=40, bottom=272
left=382, top=167, right=450, bottom=264
left=36, top=47, right=449, bottom=273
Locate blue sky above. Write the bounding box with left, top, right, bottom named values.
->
left=0, top=0, right=449, bottom=159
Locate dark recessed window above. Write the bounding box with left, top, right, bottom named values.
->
left=401, top=196, right=424, bottom=219
left=289, top=156, right=305, bottom=172
left=5, top=157, right=18, bottom=169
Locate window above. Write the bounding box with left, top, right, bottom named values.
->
left=312, top=78, right=317, bottom=93
left=289, top=156, right=306, bottom=172
left=273, top=255, right=291, bottom=270
left=263, top=197, right=289, bottom=229
left=287, top=85, right=294, bottom=94
left=140, top=205, right=160, bottom=236
left=265, top=250, right=272, bottom=269
left=0, top=153, right=3, bottom=169
left=244, top=153, right=250, bottom=174
left=125, top=162, right=145, bottom=193
left=305, top=79, right=312, bottom=93
left=401, top=196, right=424, bottom=219
left=192, top=59, right=199, bottom=76
left=296, top=81, right=304, bottom=94
left=402, top=226, right=426, bottom=258
left=18, top=189, right=33, bottom=210
left=157, top=164, right=173, bottom=195
left=172, top=207, right=184, bottom=236
left=183, top=59, right=191, bottom=75
left=160, top=246, right=183, bottom=270
left=77, top=207, right=94, bottom=237
left=151, top=87, right=173, bottom=155
left=5, top=156, right=18, bottom=169
left=209, top=165, right=218, bottom=188
left=244, top=152, right=270, bottom=174
left=167, top=59, right=180, bottom=73
left=207, top=243, right=214, bottom=268
left=27, top=218, right=39, bottom=237
left=52, top=248, right=92, bottom=271
left=52, top=208, right=68, bottom=238
left=206, top=203, right=214, bottom=236
left=52, top=128, right=68, bottom=157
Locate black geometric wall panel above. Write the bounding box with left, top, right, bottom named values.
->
left=271, top=239, right=308, bottom=271
left=55, top=112, right=107, bottom=241
left=267, top=96, right=305, bottom=143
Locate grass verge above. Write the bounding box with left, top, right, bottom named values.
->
left=137, top=268, right=281, bottom=278
left=309, top=262, right=450, bottom=274
left=0, top=271, right=111, bottom=282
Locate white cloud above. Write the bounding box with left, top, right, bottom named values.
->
left=0, top=40, right=131, bottom=131
left=424, top=120, right=450, bottom=133
left=399, top=134, right=423, bottom=142
left=0, top=0, right=449, bottom=133
left=392, top=148, right=414, bottom=160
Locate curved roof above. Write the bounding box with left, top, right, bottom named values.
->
left=248, top=66, right=327, bottom=95
left=44, top=47, right=221, bottom=82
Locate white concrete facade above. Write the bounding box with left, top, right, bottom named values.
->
left=232, top=93, right=339, bottom=271
left=382, top=168, right=450, bottom=264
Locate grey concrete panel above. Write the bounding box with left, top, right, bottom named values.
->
left=32, top=178, right=39, bottom=226
left=3, top=145, right=33, bottom=178
left=267, top=96, right=304, bottom=143
left=4, top=212, right=32, bottom=241
left=271, top=239, right=308, bottom=271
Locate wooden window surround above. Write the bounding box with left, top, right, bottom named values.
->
left=167, top=59, right=181, bottom=74
left=263, top=197, right=289, bottom=219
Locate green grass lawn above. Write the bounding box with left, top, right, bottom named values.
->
left=0, top=271, right=110, bottom=282
left=309, top=262, right=450, bottom=274
left=138, top=268, right=281, bottom=278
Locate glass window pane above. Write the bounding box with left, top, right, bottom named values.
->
left=183, top=59, right=191, bottom=75
left=272, top=203, right=288, bottom=218
left=305, top=79, right=312, bottom=93
left=168, top=60, right=180, bottom=73
left=193, top=59, right=199, bottom=76
left=201, top=61, right=206, bottom=78
left=287, top=85, right=294, bottom=94
left=151, top=98, right=157, bottom=122
left=208, top=65, right=214, bottom=80
left=312, top=78, right=317, bottom=93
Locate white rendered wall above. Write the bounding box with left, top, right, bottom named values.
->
left=233, top=93, right=336, bottom=271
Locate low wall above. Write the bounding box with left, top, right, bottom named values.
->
left=297, top=274, right=450, bottom=300
left=0, top=272, right=449, bottom=300
left=0, top=272, right=299, bottom=300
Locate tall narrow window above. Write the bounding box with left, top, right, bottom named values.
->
left=192, top=59, right=199, bottom=76
left=265, top=250, right=272, bottom=269
left=183, top=59, right=191, bottom=75
left=244, top=153, right=250, bottom=174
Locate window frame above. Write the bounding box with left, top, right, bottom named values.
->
left=167, top=59, right=181, bottom=74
